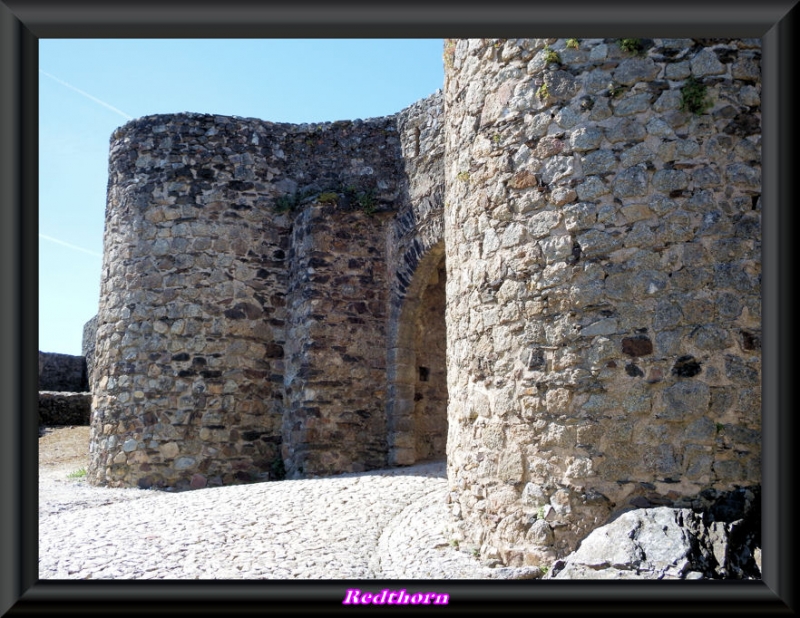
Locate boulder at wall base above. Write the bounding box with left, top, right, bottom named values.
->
left=546, top=501, right=761, bottom=580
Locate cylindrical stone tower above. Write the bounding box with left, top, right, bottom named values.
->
left=444, top=38, right=761, bottom=566
left=88, top=114, right=290, bottom=490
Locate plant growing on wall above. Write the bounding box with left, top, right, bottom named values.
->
left=536, top=83, right=550, bottom=100
left=607, top=82, right=625, bottom=98
left=274, top=188, right=314, bottom=213
left=270, top=455, right=286, bottom=481
left=543, top=45, right=561, bottom=65
left=618, top=38, right=644, bottom=55
left=680, top=77, right=713, bottom=115
left=356, top=189, right=377, bottom=215
left=318, top=191, right=339, bottom=204
left=274, top=194, right=298, bottom=213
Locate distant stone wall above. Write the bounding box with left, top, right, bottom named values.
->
left=39, top=391, right=92, bottom=425
left=38, top=351, right=88, bottom=392
left=444, top=38, right=761, bottom=566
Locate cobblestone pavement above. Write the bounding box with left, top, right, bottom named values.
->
left=39, top=461, right=529, bottom=580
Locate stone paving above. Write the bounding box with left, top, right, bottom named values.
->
left=39, top=461, right=534, bottom=580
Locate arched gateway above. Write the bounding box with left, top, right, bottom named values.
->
left=89, top=38, right=761, bottom=567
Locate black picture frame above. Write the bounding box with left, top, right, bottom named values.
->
left=1, top=1, right=795, bottom=614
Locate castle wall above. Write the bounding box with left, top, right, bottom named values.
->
left=87, top=40, right=762, bottom=571
left=89, top=97, right=445, bottom=489
left=283, top=203, right=391, bottom=477
left=82, top=315, right=98, bottom=386
left=444, top=38, right=761, bottom=566
left=90, top=114, right=296, bottom=489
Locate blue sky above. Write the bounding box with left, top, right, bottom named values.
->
left=39, top=39, right=445, bottom=356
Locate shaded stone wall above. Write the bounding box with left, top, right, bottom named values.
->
left=444, top=38, right=761, bottom=566
left=82, top=315, right=98, bottom=386
left=385, top=93, right=446, bottom=465
left=283, top=204, right=392, bottom=478
left=38, top=351, right=88, bottom=392
left=39, top=391, right=92, bottom=425
left=412, top=255, right=448, bottom=461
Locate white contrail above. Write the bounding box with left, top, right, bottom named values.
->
left=39, top=69, right=134, bottom=121
left=39, top=234, right=103, bottom=258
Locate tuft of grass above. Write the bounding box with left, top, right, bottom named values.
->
left=536, top=83, right=550, bottom=100
left=607, top=82, right=625, bottom=98
left=67, top=468, right=87, bottom=480
left=457, top=171, right=470, bottom=182
left=274, top=188, right=315, bottom=213
left=680, top=77, right=713, bottom=115
left=341, top=184, right=378, bottom=215
left=566, top=38, right=580, bottom=50
left=618, top=38, right=644, bottom=55
left=356, top=189, right=377, bottom=215
left=543, top=45, right=561, bottom=65
left=317, top=191, right=339, bottom=204
left=274, top=194, right=296, bottom=213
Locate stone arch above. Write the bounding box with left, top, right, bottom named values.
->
left=386, top=239, right=447, bottom=466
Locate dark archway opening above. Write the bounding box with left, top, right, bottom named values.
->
left=387, top=242, right=447, bottom=466
left=411, top=256, right=447, bottom=461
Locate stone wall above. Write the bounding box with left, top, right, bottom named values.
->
left=444, top=38, right=761, bottom=566
left=90, top=113, right=296, bottom=489
left=38, top=351, right=88, bottom=392
left=89, top=94, right=446, bottom=489
left=39, top=391, right=92, bottom=425
left=39, top=351, right=91, bottom=427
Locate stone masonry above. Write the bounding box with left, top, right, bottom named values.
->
left=38, top=351, right=91, bottom=426
left=88, top=38, right=760, bottom=568
left=443, top=38, right=760, bottom=566
left=89, top=92, right=443, bottom=489
left=39, top=351, right=88, bottom=393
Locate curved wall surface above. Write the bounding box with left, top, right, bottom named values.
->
left=89, top=114, right=295, bottom=489
left=443, top=38, right=761, bottom=565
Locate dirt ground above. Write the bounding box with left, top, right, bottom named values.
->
left=38, top=425, right=91, bottom=483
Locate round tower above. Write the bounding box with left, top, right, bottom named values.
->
left=444, top=38, right=762, bottom=566
left=88, top=113, right=289, bottom=490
